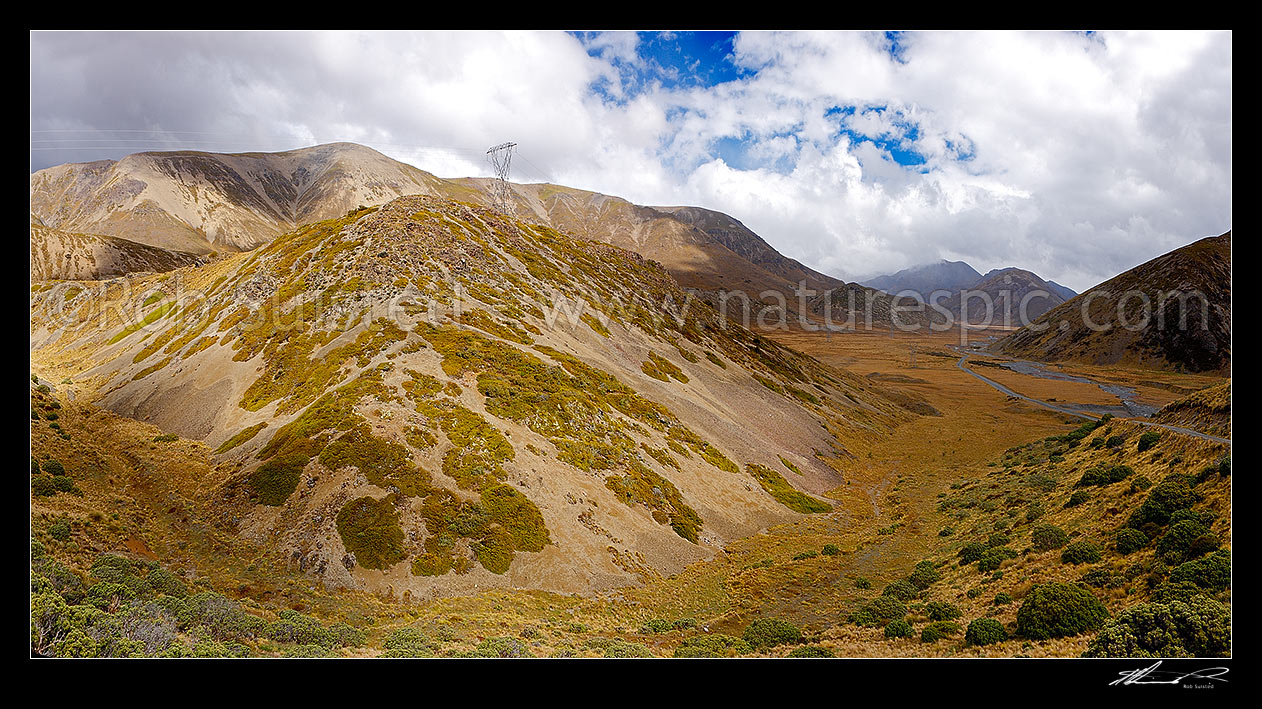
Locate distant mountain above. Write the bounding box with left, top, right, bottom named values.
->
left=992, top=233, right=1231, bottom=373
left=29, top=143, right=444, bottom=254
left=863, top=260, right=982, bottom=298
left=1045, top=280, right=1078, bottom=302
left=941, top=267, right=1071, bottom=325
left=30, top=144, right=844, bottom=303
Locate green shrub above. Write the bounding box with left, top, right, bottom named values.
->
left=977, top=547, right=1018, bottom=572
left=40, top=459, right=66, bottom=476
left=47, top=519, right=72, bottom=541
left=993, top=592, right=1012, bottom=606
left=1137, top=431, right=1162, bottom=452
left=673, top=634, right=751, bottom=658
left=920, top=621, right=961, bottom=643
left=1015, top=583, right=1109, bottom=640
left=1065, top=490, right=1090, bottom=508
left=1077, top=464, right=1134, bottom=487
left=1156, top=520, right=1217, bottom=564
left=883, top=579, right=919, bottom=601
left=32, top=477, right=57, bottom=496
left=821, top=544, right=840, bottom=556
left=926, top=601, right=961, bottom=621
left=884, top=619, right=913, bottom=638
left=1031, top=524, right=1069, bottom=552
left=854, top=577, right=871, bottom=590
left=1128, top=476, right=1197, bottom=528
left=1116, top=528, right=1149, bottom=555
left=1084, top=596, right=1229, bottom=657
left=965, top=618, right=1008, bottom=646
left=958, top=542, right=987, bottom=564
left=1150, top=581, right=1206, bottom=605
left=743, top=618, right=802, bottom=648
left=1061, top=540, right=1102, bottom=565
left=335, top=496, right=405, bottom=570
left=986, top=532, right=1010, bottom=548
left=1026, top=501, right=1046, bottom=523
left=787, top=644, right=835, bottom=658
left=851, top=596, right=907, bottom=627
left=908, top=561, right=941, bottom=589
left=1168, top=549, right=1230, bottom=592
left=966, top=588, right=982, bottom=599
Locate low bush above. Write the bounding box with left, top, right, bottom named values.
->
left=851, top=596, right=907, bottom=627
left=742, top=618, right=803, bottom=649
left=1137, top=431, right=1162, bottom=452
left=787, top=644, right=835, bottom=657
left=884, top=619, right=913, bottom=638
left=673, top=634, right=751, bottom=658
left=965, top=618, right=1008, bottom=646
left=1116, top=528, right=1149, bottom=555
left=920, top=621, right=961, bottom=643
left=977, top=547, right=1018, bottom=572
left=1031, top=524, right=1069, bottom=552
left=926, top=601, right=962, bottom=621
left=1015, top=583, right=1109, bottom=640
left=1061, top=540, right=1102, bottom=565
left=1084, top=596, right=1229, bottom=657
left=1168, top=549, right=1230, bottom=592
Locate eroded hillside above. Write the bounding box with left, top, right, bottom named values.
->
left=31, top=195, right=914, bottom=601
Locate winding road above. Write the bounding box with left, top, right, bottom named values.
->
left=954, top=351, right=1230, bottom=445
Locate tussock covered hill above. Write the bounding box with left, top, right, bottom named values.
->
left=31, top=195, right=914, bottom=600
left=31, top=222, right=203, bottom=281
left=992, top=233, right=1231, bottom=373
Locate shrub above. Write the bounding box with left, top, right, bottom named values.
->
left=673, top=634, right=751, bottom=658
left=883, top=579, right=919, bottom=600
left=966, top=618, right=1008, bottom=646
left=966, top=587, right=982, bottom=599
left=920, top=621, right=961, bottom=643
left=1137, top=431, right=1162, bottom=452
left=788, top=644, right=835, bottom=658
left=1156, top=520, right=1217, bottom=564
left=1129, top=475, right=1154, bottom=494
left=958, top=542, right=987, bottom=564
left=1015, top=583, right=1109, bottom=640
left=1150, top=581, right=1206, bottom=605
left=993, top=592, right=1012, bottom=606
left=1026, top=501, right=1046, bottom=523
left=1080, top=568, right=1124, bottom=588
left=41, top=459, right=66, bottom=476
left=854, top=577, right=872, bottom=590
left=986, top=532, right=1010, bottom=548
left=908, top=561, right=941, bottom=589
left=1065, top=490, right=1090, bottom=508
left=926, top=601, right=961, bottom=621
left=1031, top=524, right=1069, bottom=552
left=48, top=519, right=72, bottom=541
left=742, top=618, right=802, bottom=648
left=884, top=619, right=913, bottom=638
left=32, top=477, right=57, bottom=496
left=1084, top=596, right=1229, bottom=657
left=1128, top=476, right=1197, bottom=528
left=335, top=496, right=405, bottom=570
left=1168, top=549, right=1230, bottom=592
left=1077, top=464, right=1134, bottom=487
left=851, top=596, right=907, bottom=627
left=821, top=544, right=840, bottom=556
left=977, top=547, right=1018, bottom=572
left=1061, top=540, right=1102, bottom=565
left=1116, top=528, right=1149, bottom=555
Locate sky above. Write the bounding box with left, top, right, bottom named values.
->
left=30, top=30, right=1231, bottom=291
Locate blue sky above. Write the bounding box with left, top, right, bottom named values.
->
left=30, top=30, right=1232, bottom=291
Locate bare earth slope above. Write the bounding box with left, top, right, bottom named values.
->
left=31, top=195, right=913, bottom=601
left=30, top=143, right=444, bottom=254
left=992, top=233, right=1231, bottom=373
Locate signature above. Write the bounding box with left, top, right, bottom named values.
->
left=1111, top=661, right=1229, bottom=686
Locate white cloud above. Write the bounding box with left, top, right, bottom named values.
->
left=30, top=30, right=1231, bottom=292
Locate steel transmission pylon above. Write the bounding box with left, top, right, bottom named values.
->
left=486, top=142, right=517, bottom=213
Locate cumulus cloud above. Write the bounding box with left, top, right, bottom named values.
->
left=30, top=30, right=1231, bottom=291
